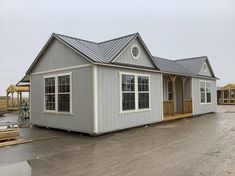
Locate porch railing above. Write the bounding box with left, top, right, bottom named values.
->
left=183, top=98, right=192, bottom=114
left=219, top=98, right=235, bottom=104
left=163, top=99, right=192, bottom=116
left=163, top=100, right=174, bottom=116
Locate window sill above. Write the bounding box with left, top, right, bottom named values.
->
left=200, top=102, right=212, bottom=105
left=43, top=111, right=74, bottom=116
left=119, top=108, right=151, bottom=115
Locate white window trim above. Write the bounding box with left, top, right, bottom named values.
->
left=131, top=45, right=140, bottom=59
left=199, top=80, right=212, bottom=105
left=119, top=71, right=151, bottom=114
left=43, top=72, right=73, bottom=115
left=203, top=63, right=207, bottom=72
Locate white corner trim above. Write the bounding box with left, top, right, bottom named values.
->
left=31, top=64, right=92, bottom=76
left=191, top=78, right=195, bottom=115
left=160, top=74, right=164, bottom=120
left=29, top=75, right=32, bottom=123
left=93, top=65, right=98, bottom=133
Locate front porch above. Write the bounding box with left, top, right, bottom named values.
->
left=163, top=74, right=193, bottom=121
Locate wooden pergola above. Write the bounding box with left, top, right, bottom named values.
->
left=6, top=85, right=29, bottom=111
left=217, top=84, right=235, bottom=105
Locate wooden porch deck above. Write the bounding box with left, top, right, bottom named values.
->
left=163, top=99, right=193, bottom=121
left=163, top=113, right=193, bottom=121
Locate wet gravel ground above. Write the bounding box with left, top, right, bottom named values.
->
left=1, top=106, right=235, bottom=176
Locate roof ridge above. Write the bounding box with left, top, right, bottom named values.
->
left=55, top=33, right=107, bottom=62
left=153, top=56, right=173, bottom=61
left=54, top=33, right=98, bottom=44
left=98, top=33, right=138, bottom=44
left=175, top=56, right=207, bottom=61
left=153, top=56, right=194, bottom=74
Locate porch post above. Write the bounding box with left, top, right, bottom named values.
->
left=6, top=93, right=9, bottom=108
left=181, top=76, right=187, bottom=114
left=221, top=90, right=224, bottom=104
left=17, top=92, right=19, bottom=111
left=169, top=75, right=176, bottom=116
left=20, top=93, right=22, bottom=106
left=11, top=92, right=14, bottom=107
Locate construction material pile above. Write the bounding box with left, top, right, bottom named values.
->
left=0, top=128, right=19, bottom=142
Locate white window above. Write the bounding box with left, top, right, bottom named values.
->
left=58, top=75, right=70, bottom=112
left=121, top=75, right=135, bottom=111
left=131, top=45, right=140, bottom=59
left=200, top=81, right=211, bottom=104
left=45, top=77, right=55, bottom=111
left=138, top=76, right=149, bottom=109
left=44, top=73, right=72, bottom=113
left=120, top=72, right=150, bottom=112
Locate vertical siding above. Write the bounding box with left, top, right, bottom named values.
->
left=199, top=62, right=212, bottom=77
left=32, top=38, right=90, bottom=73
left=175, top=78, right=182, bottom=113
left=114, top=38, right=155, bottom=68
left=184, top=78, right=192, bottom=99
left=31, top=66, right=94, bottom=133
left=96, top=65, right=163, bottom=133
left=163, top=79, right=168, bottom=101
left=192, top=78, right=217, bottom=115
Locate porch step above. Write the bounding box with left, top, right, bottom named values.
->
left=164, top=113, right=193, bottom=121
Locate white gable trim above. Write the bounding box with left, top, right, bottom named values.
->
left=111, top=34, right=159, bottom=69
left=26, top=34, right=94, bottom=75
left=111, top=35, right=138, bottom=63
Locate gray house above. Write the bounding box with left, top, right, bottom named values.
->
left=20, top=33, right=217, bottom=134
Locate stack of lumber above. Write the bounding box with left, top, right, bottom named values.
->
left=0, top=128, right=19, bottom=141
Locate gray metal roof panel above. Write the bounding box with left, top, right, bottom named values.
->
left=98, top=33, right=137, bottom=62
left=55, top=33, right=137, bottom=63
left=175, top=56, right=207, bottom=75
left=55, top=34, right=105, bottom=62
left=153, top=57, right=193, bottom=75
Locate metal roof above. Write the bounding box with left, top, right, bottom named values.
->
left=23, top=33, right=215, bottom=83
left=175, top=56, right=207, bottom=75
left=175, top=56, right=215, bottom=77
left=153, top=57, right=193, bottom=75
left=54, top=33, right=137, bottom=63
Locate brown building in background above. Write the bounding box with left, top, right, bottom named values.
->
left=217, top=84, right=235, bottom=105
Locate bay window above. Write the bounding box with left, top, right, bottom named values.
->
left=121, top=73, right=150, bottom=112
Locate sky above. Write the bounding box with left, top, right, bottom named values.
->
left=0, top=0, right=234, bottom=95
